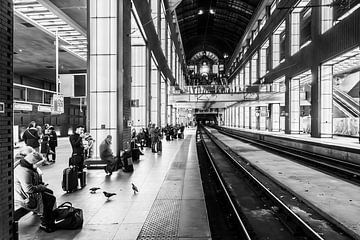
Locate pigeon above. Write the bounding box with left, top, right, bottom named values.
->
left=90, top=187, right=100, bottom=194
left=103, top=191, right=116, bottom=199
left=132, top=183, right=139, bottom=194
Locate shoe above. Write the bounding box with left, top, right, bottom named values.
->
left=40, top=224, right=55, bottom=233
left=104, top=167, right=108, bottom=174
left=108, top=172, right=112, bottom=176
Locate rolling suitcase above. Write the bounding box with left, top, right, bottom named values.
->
left=62, top=166, right=78, bottom=192
left=122, top=150, right=134, bottom=172
left=157, top=141, right=162, bottom=152
left=78, top=171, right=86, bottom=188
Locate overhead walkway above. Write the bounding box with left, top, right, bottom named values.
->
left=18, top=128, right=211, bottom=240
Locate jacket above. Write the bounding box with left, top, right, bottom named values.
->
left=23, top=128, right=40, bottom=148
left=48, top=130, right=58, bottom=147
left=69, top=133, right=84, bottom=155
left=14, top=157, right=45, bottom=213
left=99, top=139, right=114, bottom=162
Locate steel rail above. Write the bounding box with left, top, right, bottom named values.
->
left=202, top=127, right=325, bottom=240
left=199, top=130, right=252, bottom=240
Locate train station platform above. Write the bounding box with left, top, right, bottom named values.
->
left=220, top=126, right=360, bottom=164
left=206, top=127, right=360, bottom=239
left=18, top=128, right=211, bottom=240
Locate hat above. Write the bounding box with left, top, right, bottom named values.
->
left=24, top=151, right=43, bottom=164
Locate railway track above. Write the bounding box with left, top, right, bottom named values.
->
left=198, top=127, right=353, bottom=240
left=215, top=126, right=360, bottom=185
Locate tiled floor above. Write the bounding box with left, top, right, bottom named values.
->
left=18, top=128, right=211, bottom=240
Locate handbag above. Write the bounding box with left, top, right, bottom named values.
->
left=53, top=202, right=83, bottom=230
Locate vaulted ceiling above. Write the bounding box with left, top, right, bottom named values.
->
left=176, top=0, right=261, bottom=61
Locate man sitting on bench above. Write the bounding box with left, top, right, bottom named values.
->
left=14, top=146, right=56, bottom=233
left=100, top=135, right=122, bottom=176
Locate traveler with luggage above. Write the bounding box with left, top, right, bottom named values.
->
left=69, top=125, right=85, bottom=172
left=14, top=146, right=57, bottom=233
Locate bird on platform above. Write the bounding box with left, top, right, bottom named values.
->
left=132, top=183, right=139, bottom=194
left=90, top=187, right=100, bottom=194
left=103, top=191, right=116, bottom=199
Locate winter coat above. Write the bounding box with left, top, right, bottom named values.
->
left=69, top=133, right=84, bottom=156
left=48, top=130, right=57, bottom=148
left=23, top=127, right=40, bottom=148
left=99, top=139, right=114, bottom=162
left=14, top=156, right=45, bottom=213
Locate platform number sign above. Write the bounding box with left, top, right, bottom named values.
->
left=0, top=102, right=4, bottom=113
left=51, top=94, right=64, bottom=114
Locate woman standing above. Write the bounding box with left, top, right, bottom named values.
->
left=48, top=126, right=57, bottom=162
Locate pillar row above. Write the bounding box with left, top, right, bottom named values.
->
left=88, top=0, right=131, bottom=157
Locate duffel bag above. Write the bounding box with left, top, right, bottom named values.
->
left=53, top=202, right=83, bottom=230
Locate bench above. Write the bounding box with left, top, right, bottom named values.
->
left=13, top=207, right=31, bottom=240
left=84, top=159, right=107, bottom=169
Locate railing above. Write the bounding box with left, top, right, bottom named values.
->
left=13, top=83, right=57, bottom=105
left=181, top=83, right=287, bottom=95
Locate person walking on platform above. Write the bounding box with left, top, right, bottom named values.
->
left=48, top=126, right=57, bottom=162
left=99, top=135, right=121, bottom=175
left=40, top=135, right=51, bottom=165
left=69, top=125, right=85, bottom=172
left=23, top=121, right=41, bottom=152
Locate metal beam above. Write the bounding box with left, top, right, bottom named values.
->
left=37, top=0, right=86, bottom=36
left=132, top=0, right=177, bottom=87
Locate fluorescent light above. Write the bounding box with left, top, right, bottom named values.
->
left=209, top=9, right=215, bottom=14
left=198, top=9, right=204, bottom=15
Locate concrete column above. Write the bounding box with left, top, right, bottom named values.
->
left=244, top=107, right=250, bottom=128
left=271, top=103, right=280, bottom=131
left=156, top=0, right=161, bottom=127
left=164, top=81, right=168, bottom=126
left=145, top=46, right=151, bottom=125
left=169, top=105, right=173, bottom=125
left=259, top=106, right=266, bottom=130
left=239, top=106, right=244, bottom=128
left=311, top=65, right=333, bottom=137
left=0, top=0, right=13, bottom=238
left=88, top=0, right=131, bottom=157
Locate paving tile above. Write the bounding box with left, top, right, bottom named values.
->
left=178, top=200, right=211, bottom=238
left=113, top=223, right=143, bottom=240
left=182, top=180, right=205, bottom=200
left=18, top=129, right=211, bottom=240
left=72, top=224, right=119, bottom=240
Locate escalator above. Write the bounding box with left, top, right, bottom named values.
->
left=333, top=87, right=359, bottom=118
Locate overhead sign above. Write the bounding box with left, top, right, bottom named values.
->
left=38, top=105, right=52, bottom=113
left=51, top=94, right=64, bottom=114
left=14, top=103, right=33, bottom=111
left=0, top=102, right=4, bottom=113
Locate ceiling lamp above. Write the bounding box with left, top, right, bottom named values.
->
left=198, top=9, right=204, bottom=15
left=209, top=9, right=215, bottom=14
left=223, top=53, right=229, bottom=59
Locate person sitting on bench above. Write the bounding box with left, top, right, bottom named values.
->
left=100, top=135, right=121, bottom=175
left=14, top=146, right=57, bottom=233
